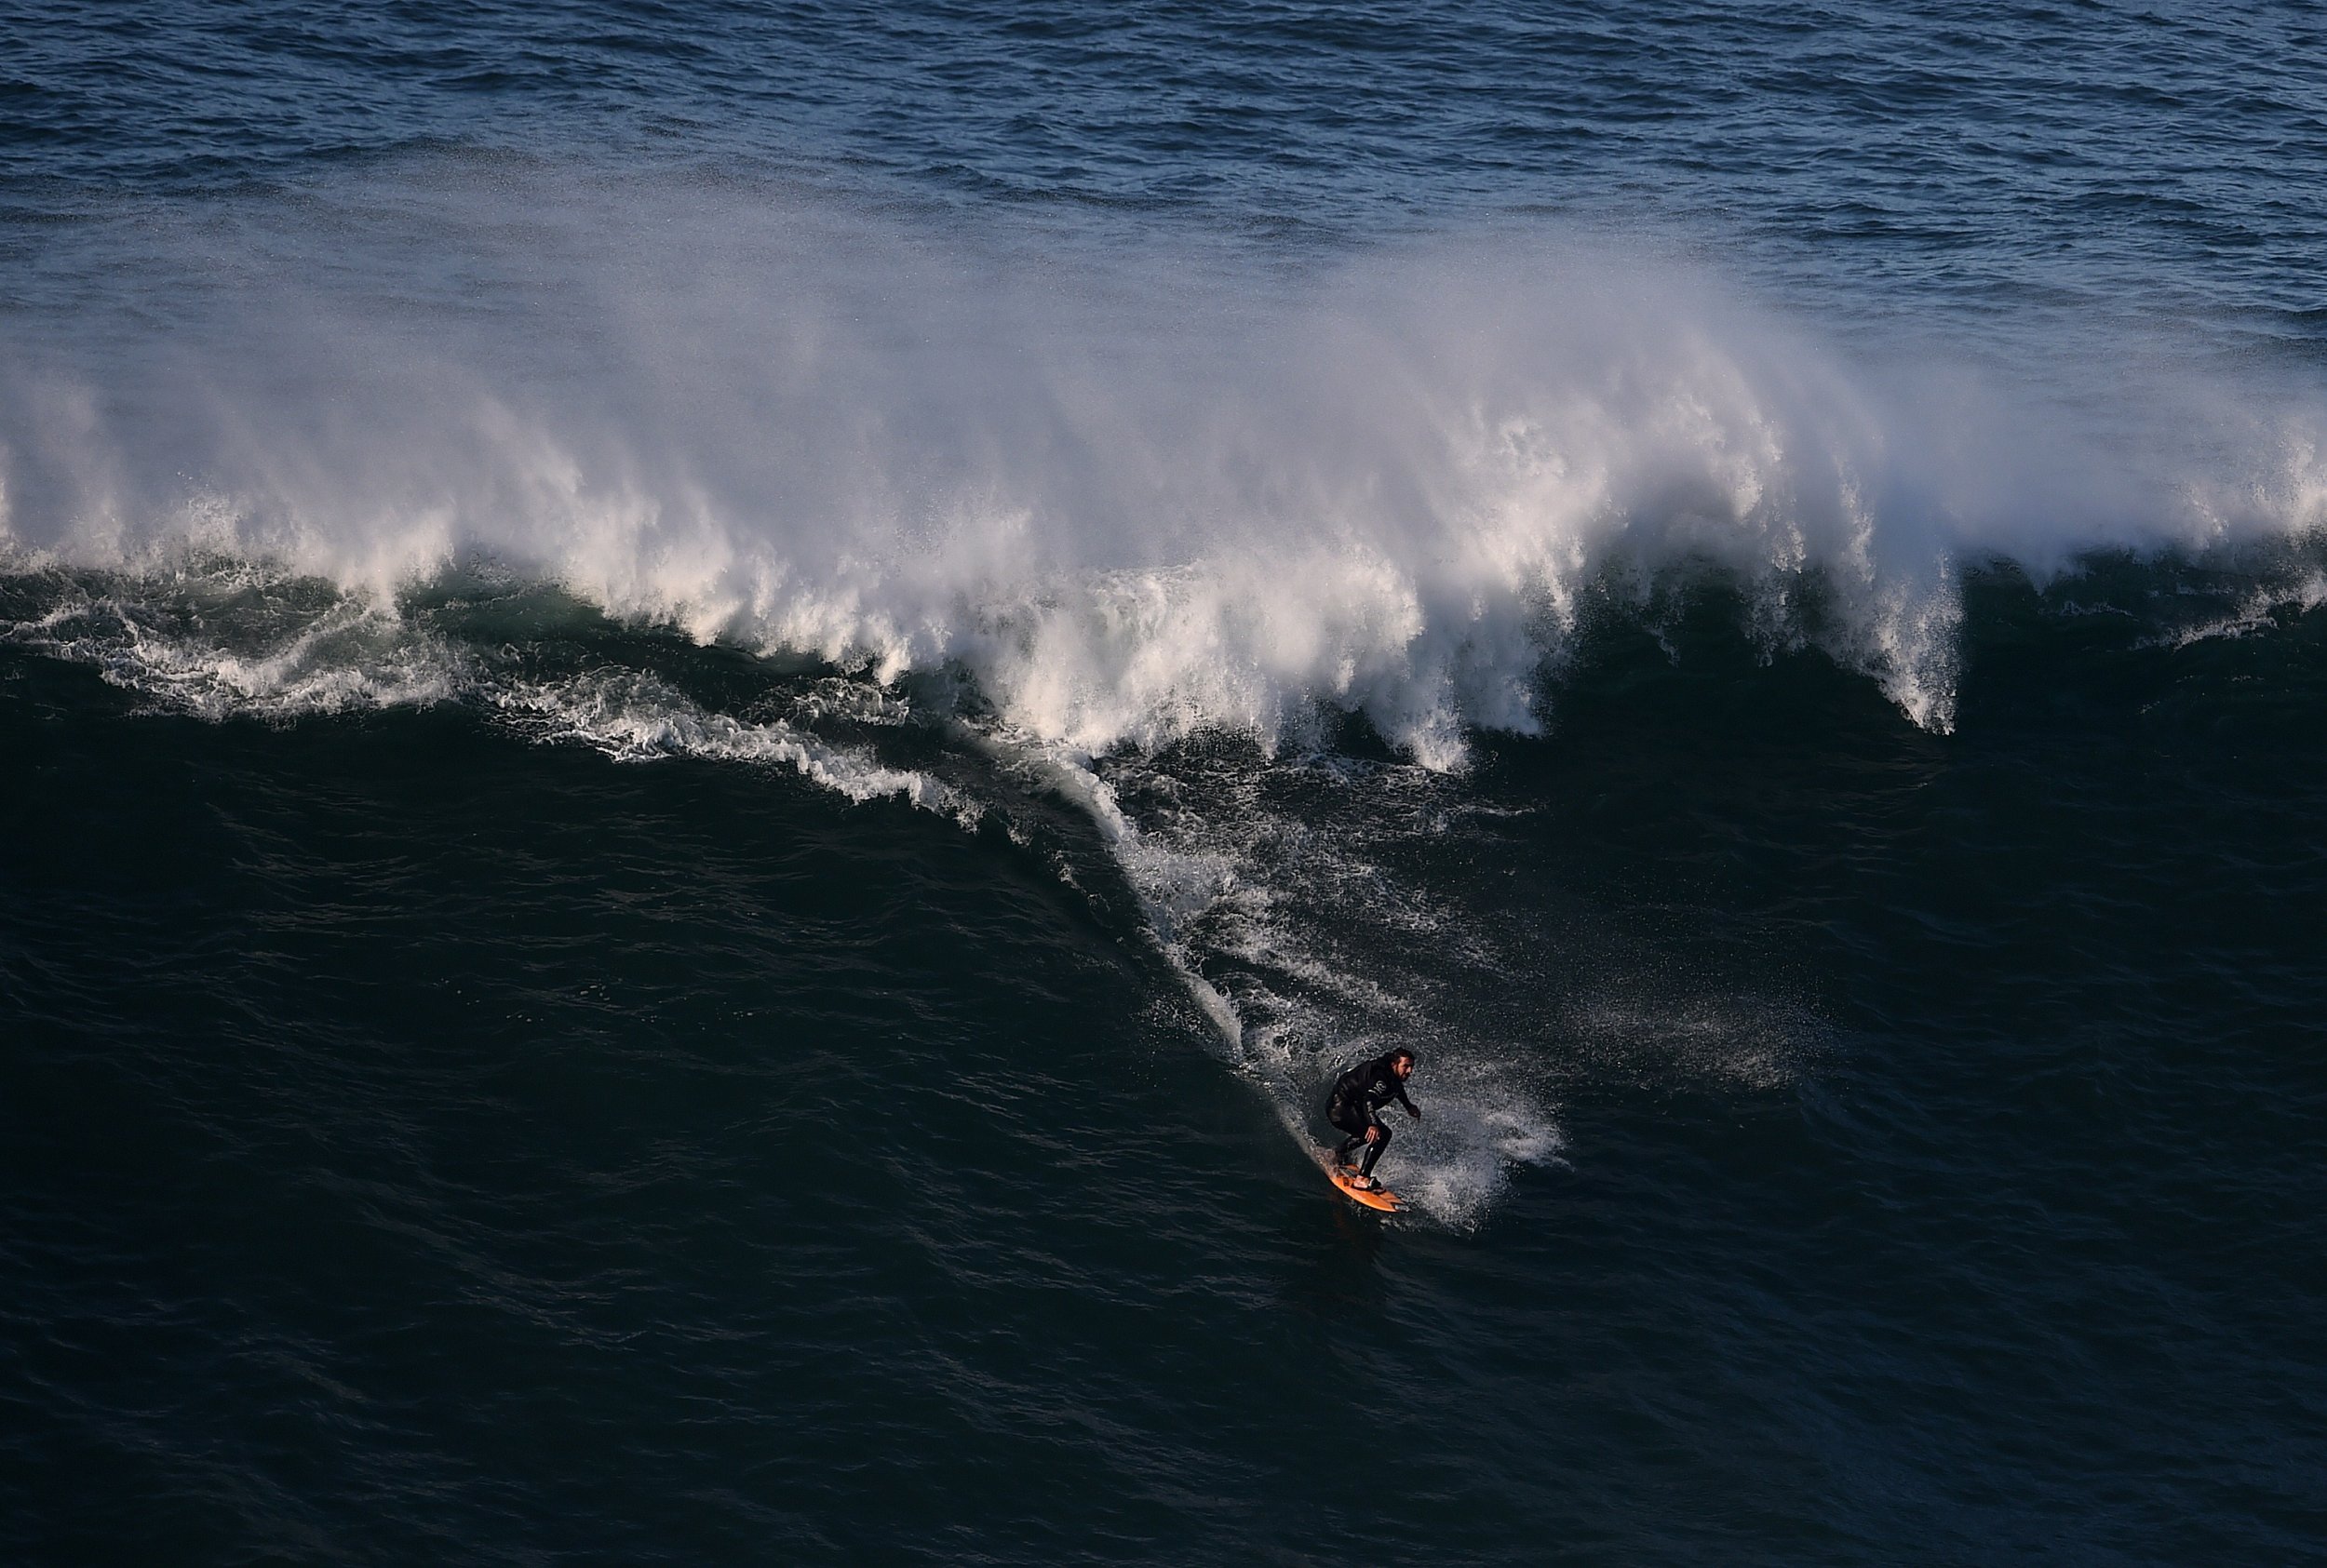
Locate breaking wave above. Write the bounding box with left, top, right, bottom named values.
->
left=7, top=166, right=2324, bottom=1222
left=7, top=169, right=2322, bottom=766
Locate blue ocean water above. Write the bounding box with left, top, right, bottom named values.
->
left=3, top=4, right=2324, bottom=1563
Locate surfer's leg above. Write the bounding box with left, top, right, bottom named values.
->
left=1328, top=1102, right=1368, bottom=1167
left=1357, top=1119, right=1391, bottom=1177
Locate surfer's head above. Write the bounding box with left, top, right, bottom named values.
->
left=1390, top=1048, right=1416, bottom=1079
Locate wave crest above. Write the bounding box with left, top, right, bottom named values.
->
left=4, top=175, right=2322, bottom=764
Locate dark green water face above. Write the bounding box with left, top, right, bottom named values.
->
left=7, top=557, right=2322, bottom=1565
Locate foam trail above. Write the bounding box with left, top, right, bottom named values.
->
left=1011, top=735, right=1566, bottom=1225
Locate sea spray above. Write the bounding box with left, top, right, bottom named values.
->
left=8, top=172, right=2321, bottom=764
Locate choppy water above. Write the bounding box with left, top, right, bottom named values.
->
left=4, top=4, right=2324, bottom=1563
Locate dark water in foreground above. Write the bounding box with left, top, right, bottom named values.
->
left=7, top=562, right=2323, bottom=1564
left=5, top=4, right=2327, bottom=1564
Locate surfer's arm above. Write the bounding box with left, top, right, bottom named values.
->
left=1392, top=1082, right=1420, bottom=1119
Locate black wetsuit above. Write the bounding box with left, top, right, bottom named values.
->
left=1326, top=1053, right=1418, bottom=1178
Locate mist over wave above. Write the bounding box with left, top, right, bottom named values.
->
left=7, top=169, right=2322, bottom=763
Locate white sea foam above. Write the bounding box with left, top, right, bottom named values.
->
left=0, top=567, right=960, bottom=818
left=488, top=667, right=965, bottom=814
left=0, top=580, right=470, bottom=719
left=6, top=171, right=2320, bottom=768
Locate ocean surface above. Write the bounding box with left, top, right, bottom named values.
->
left=4, top=4, right=2324, bottom=1562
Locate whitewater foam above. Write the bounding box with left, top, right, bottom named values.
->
left=0, top=566, right=962, bottom=820
left=7, top=170, right=2321, bottom=769
left=488, top=668, right=965, bottom=814
left=0, top=575, right=471, bottom=721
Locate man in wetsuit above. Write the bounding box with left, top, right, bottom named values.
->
left=1326, top=1048, right=1421, bottom=1191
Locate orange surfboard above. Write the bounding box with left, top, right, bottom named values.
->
left=1317, top=1150, right=1403, bottom=1212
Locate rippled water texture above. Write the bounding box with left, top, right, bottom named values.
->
left=4, top=5, right=2325, bottom=1565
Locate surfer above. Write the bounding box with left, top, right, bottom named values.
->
left=1326, top=1048, right=1421, bottom=1191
